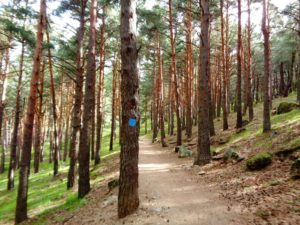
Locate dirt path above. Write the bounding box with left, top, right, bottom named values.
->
left=64, top=138, right=248, bottom=225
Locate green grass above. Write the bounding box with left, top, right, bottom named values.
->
left=0, top=128, right=122, bottom=225
left=272, top=109, right=300, bottom=128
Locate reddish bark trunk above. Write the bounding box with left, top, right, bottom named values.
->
left=95, top=6, right=106, bottom=165
left=247, top=0, right=254, bottom=121
left=33, top=61, right=45, bottom=174
left=67, top=0, right=87, bottom=189
left=236, top=0, right=243, bottom=129
left=118, top=0, right=140, bottom=218
left=194, top=0, right=211, bottom=166
left=46, top=28, right=59, bottom=176
left=78, top=0, right=97, bottom=198
left=168, top=0, right=182, bottom=146
left=262, top=0, right=271, bottom=132
left=220, top=0, right=228, bottom=130
left=15, top=0, right=46, bottom=222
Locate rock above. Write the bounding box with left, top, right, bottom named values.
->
left=275, top=146, right=300, bottom=159
left=276, top=102, right=299, bottom=114
left=177, top=146, right=193, bottom=158
left=102, top=195, right=118, bottom=207
left=212, top=154, right=224, bottom=161
left=108, top=179, right=119, bottom=191
left=198, top=171, right=206, bottom=175
left=223, top=149, right=240, bottom=162
left=291, top=158, right=300, bottom=179
left=246, top=152, right=272, bottom=171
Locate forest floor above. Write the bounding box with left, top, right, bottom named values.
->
left=39, top=94, right=300, bottom=225
left=40, top=138, right=250, bottom=225
left=2, top=96, right=300, bottom=225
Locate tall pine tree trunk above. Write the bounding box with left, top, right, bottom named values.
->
left=297, top=0, right=300, bottom=103
left=247, top=0, right=254, bottom=121
left=262, top=0, right=271, bottom=132
left=168, top=0, right=182, bottom=146
left=46, top=28, right=59, bottom=176
left=225, top=0, right=231, bottom=113
left=110, top=60, right=118, bottom=151
left=67, top=0, right=87, bottom=189
left=95, top=6, right=106, bottom=165
left=118, top=0, right=140, bottom=218
left=152, top=56, right=158, bottom=142
left=78, top=0, right=97, bottom=198
left=194, top=0, right=211, bottom=166
left=7, top=5, right=28, bottom=188
left=220, top=0, right=228, bottom=130
left=236, top=0, right=243, bottom=129
left=15, top=0, right=46, bottom=222
left=33, top=61, right=45, bottom=173
left=157, top=37, right=167, bottom=147
left=185, top=0, right=193, bottom=138
left=0, top=37, right=11, bottom=174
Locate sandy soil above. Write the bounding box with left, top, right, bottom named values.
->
left=62, top=138, right=249, bottom=225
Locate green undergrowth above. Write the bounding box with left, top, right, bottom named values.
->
left=210, top=94, right=300, bottom=155
left=0, top=119, right=149, bottom=224
left=0, top=126, right=122, bottom=225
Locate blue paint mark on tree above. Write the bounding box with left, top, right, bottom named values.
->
left=128, top=118, right=137, bottom=127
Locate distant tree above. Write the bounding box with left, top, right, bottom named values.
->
left=236, top=0, right=243, bottom=129
left=220, top=0, right=228, bottom=130
left=95, top=6, right=106, bottom=165
left=262, top=0, right=271, bottom=132
left=7, top=0, right=29, bottom=189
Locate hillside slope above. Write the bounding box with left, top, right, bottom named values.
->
left=167, top=94, right=300, bottom=224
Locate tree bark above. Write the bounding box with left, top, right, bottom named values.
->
left=168, top=0, right=182, bottom=146
left=152, top=55, right=158, bottom=142
left=236, top=0, right=243, bottom=129
left=15, top=0, right=46, bottom=222
left=220, top=0, right=228, bottom=130
left=7, top=3, right=28, bottom=187
left=279, top=62, right=285, bottom=96
left=0, top=37, right=11, bottom=174
left=157, top=36, right=167, bottom=147
left=67, top=0, right=87, bottom=189
left=185, top=0, right=193, bottom=138
left=46, top=28, right=59, bottom=176
left=194, top=0, right=211, bottom=166
left=110, top=60, right=118, bottom=151
left=78, top=0, right=97, bottom=198
left=33, top=60, right=45, bottom=173
left=247, top=0, right=254, bottom=121
left=297, top=0, right=300, bottom=103
left=95, top=6, right=106, bottom=165
left=118, top=0, right=140, bottom=218
left=225, top=0, right=231, bottom=113
left=262, top=0, right=271, bottom=132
